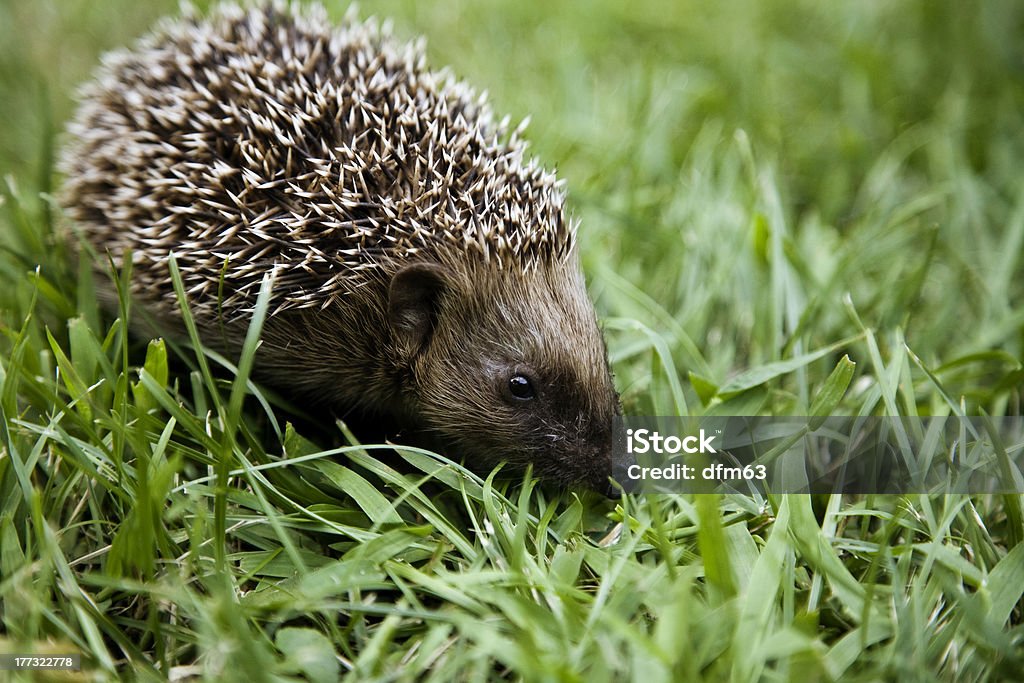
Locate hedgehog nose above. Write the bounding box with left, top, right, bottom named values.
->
left=603, top=480, right=621, bottom=499
left=606, top=453, right=637, bottom=498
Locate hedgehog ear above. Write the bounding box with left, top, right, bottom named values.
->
left=388, top=263, right=451, bottom=357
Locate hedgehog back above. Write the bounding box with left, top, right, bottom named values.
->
left=60, top=2, right=575, bottom=320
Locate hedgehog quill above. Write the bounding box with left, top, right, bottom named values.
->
left=59, top=1, right=622, bottom=492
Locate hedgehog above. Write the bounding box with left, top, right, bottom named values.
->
left=58, top=1, right=622, bottom=492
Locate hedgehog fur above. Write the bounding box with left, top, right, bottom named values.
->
left=59, top=1, right=622, bottom=491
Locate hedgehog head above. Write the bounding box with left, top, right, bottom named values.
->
left=388, top=256, right=620, bottom=491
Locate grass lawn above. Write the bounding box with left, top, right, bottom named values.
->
left=1, top=0, right=1023, bottom=680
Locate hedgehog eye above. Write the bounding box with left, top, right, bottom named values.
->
left=506, top=374, right=536, bottom=402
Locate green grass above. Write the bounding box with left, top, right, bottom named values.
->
left=2, top=0, right=1024, bottom=680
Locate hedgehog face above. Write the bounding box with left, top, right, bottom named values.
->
left=389, top=260, right=622, bottom=492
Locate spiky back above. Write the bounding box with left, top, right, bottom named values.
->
left=60, top=1, right=575, bottom=317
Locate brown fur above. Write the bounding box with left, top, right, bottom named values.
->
left=246, top=255, right=620, bottom=489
